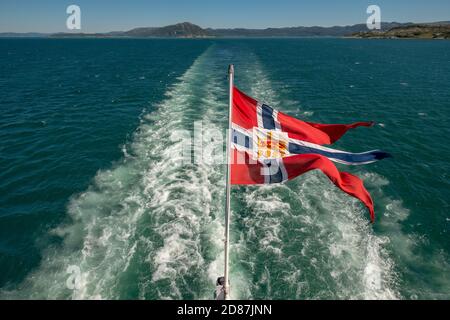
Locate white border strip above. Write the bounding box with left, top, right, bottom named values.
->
left=256, top=102, right=264, bottom=129
left=272, top=109, right=282, bottom=131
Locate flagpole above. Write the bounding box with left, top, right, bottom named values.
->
left=224, top=64, right=234, bottom=300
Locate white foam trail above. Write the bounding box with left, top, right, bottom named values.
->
left=0, top=46, right=240, bottom=300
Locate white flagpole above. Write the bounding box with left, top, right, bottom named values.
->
left=224, top=64, right=234, bottom=300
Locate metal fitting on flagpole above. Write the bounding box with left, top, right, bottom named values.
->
left=228, top=64, right=234, bottom=76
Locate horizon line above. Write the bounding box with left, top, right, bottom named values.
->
left=2, top=19, right=450, bottom=34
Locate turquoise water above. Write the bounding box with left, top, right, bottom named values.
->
left=0, top=38, right=449, bottom=299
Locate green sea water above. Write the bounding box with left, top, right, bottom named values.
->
left=0, top=38, right=449, bottom=299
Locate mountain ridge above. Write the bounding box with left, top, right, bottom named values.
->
left=352, top=23, right=450, bottom=39
left=1, top=21, right=450, bottom=38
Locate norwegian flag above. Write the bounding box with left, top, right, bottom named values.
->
left=230, top=87, right=391, bottom=222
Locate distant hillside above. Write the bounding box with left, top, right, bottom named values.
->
left=49, top=22, right=411, bottom=38
left=3, top=21, right=450, bottom=39
left=50, top=22, right=210, bottom=38
left=353, top=23, right=450, bottom=39
left=207, top=22, right=407, bottom=37
left=124, top=22, right=209, bottom=37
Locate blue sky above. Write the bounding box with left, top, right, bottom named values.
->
left=1, top=0, right=449, bottom=32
